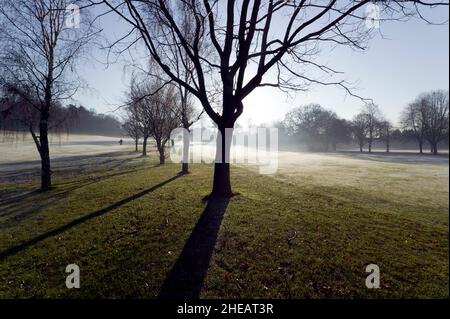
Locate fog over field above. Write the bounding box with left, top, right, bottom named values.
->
left=0, top=134, right=133, bottom=164
left=1, top=134, right=448, bottom=210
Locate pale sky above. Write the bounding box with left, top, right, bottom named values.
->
left=74, top=6, right=449, bottom=128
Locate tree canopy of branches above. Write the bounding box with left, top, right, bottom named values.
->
left=351, top=113, right=369, bottom=153
left=94, top=0, right=447, bottom=197
left=125, top=81, right=151, bottom=156
left=0, top=0, right=97, bottom=190
left=123, top=107, right=142, bottom=152
left=284, top=104, right=350, bottom=152
left=401, top=100, right=428, bottom=154
left=126, top=77, right=181, bottom=163
left=378, top=120, right=394, bottom=153
left=360, top=103, right=382, bottom=153
left=402, top=90, right=449, bottom=154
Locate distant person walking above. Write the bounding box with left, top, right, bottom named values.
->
left=119, top=139, right=123, bottom=146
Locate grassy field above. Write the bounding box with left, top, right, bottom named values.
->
left=0, top=147, right=448, bottom=298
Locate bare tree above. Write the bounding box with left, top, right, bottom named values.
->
left=143, top=82, right=181, bottom=164
left=0, top=0, right=97, bottom=190
left=359, top=103, right=382, bottom=153
left=378, top=120, right=393, bottom=153
left=123, top=108, right=141, bottom=152
left=401, top=101, right=427, bottom=154
left=422, top=90, right=449, bottom=155
left=351, top=113, right=368, bottom=153
left=127, top=79, right=152, bottom=156
left=94, top=0, right=447, bottom=197
left=128, top=77, right=181, bottom=163
left=163, top=1, right=205, bottom=174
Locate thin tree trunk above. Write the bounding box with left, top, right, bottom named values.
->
left=142, top=136, right=148, bottom=156
left=40, top=72, right=53, bottom=191
left=39, top=125, right=51, bottom=190
left=182, top=129, right=190, bottom=174
left=419, top=140, right=423, bottom=154
left=211, top=126, right=233, bottom=198
left=433, top=142, right=438, bottom=155
left=359, top=141, right=363, bottom=153
left=135, top=138, right=139, bottom=152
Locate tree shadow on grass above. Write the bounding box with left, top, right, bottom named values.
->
left=158, top=197, right=230, bottom=299
left=0, top=165, right=158, bottom=224
left=0, top=174, right=183, bottom=261
left=0, top=151, right=141, bottom=185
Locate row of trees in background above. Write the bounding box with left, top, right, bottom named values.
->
left=124, top=78, right=180, bottom=165
left=1, top=102, right=123, bottom=137
left=66, top=105, right=123, bottom=136
left=122, top=74, right=202, bottom=169
left=281, top=90, right=449, bottom=154
left=401, top=90, right=449, bottom=155
left=283, top=104, right=350, bottom=152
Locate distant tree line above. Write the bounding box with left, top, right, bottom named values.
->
left=66, top=105, right=123, bottom=137
left=0, top=100, right=123, bottom=137
left=280, top=90, right=449, bottom=155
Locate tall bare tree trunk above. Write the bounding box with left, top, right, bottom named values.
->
left=135, top=138, right=139, bottom=152
left=40, top=69, right=53, bottom=191
left=211, top=126, right=233, bottom=198
left=39, top=112, right=51, bottom=190
left=142, top=136, right=148, bottom=156
left=419, top=140, right=423, bottom=154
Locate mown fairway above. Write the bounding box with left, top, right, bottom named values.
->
left=0, top=144, right=448, bottom=298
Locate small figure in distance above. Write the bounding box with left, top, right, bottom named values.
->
left=119, top=139, right=123, bottom=146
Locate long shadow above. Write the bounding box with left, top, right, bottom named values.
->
left=0, top=165, right=154, bottom=213
left=0, top=151, right=136, bottom=168
left=0, top=174, right=182, bottom=261
left=0, top=151, right=138, bottom=181
left=158, top=197, right=230, bottom=299
left=0, top=153, right=139, bottom=185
